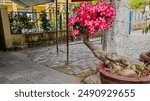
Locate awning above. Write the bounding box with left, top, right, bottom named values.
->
left=10, top=0, right=54, bottom=7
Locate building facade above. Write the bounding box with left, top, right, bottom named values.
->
left=0, top=0, right=74, bottom=31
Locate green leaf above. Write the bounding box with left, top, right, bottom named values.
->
left=137, top=65, right=145, bottom=72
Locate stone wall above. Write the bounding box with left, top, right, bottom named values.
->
left=132, top=21, right=150, bottom=31
left=12, top=30, right=102, bottom=49
left=12, top=31, right=69, bottom=48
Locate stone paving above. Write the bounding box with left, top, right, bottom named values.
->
left=128, top=30, right=150, bottom=64
left=22, top=38, right=102, bottom=78
left=0, top=30, right=149, bottom=84
left=0, top=52, right=79, bottom=84
left=21, top=30, right=150, bottom=79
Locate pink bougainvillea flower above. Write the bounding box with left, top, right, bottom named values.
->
left=70, top=29, right=80, bottom=38
left=84, top=20, right=94, bottom=28
left=68, top=2, right=116, bottom=38
left=89, top=28, right=97, bottom=36
left=68, top=17, right=79, bottom=28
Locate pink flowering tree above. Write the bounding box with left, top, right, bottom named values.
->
left=68, top=2, right=146, bottom=77
left=69, top=2, right=116, bottom=38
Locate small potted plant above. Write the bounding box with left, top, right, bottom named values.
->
left=68, top=2, right=150, bottom=84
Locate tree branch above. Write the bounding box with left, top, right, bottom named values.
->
left=83, top=33, right=107, bottom=62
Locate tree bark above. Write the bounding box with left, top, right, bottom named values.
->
left=82, top=33, right=138, bottom=77
left=82, top=0, right=144, bottom=77
left=102, top=0, right=130, bottom=57
left=83, top=33, right=107, bottom=62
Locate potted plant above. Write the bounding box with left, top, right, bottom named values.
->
left=68, top=2, right=150, bottom=84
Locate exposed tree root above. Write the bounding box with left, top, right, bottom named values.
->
left=83, top=33, right=149, bottom=77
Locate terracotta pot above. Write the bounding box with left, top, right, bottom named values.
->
left=140, top=51, right=150, bottom=63
left=97, top=65, right=150, bottom=84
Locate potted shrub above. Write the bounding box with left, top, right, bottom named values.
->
left=68, top=2, right=150, bottom=84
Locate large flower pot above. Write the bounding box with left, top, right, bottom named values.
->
left=140, top=51, right=150, bottom=63
left=97, top=66, right=150, bottom=84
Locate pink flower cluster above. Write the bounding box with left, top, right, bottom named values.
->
left=68, top=2, right=116, bottom=38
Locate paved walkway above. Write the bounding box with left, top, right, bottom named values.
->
left=128, top=30, right=150, bottom=64
left=0, top=30, right=149, bottom=84
left=22, top=38, right=102, bottom=77
left=0, top=52, right=79, bottom=84
left=21, top=30, right=150, bottom=77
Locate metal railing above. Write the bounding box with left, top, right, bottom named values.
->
left=8, top=11, right=67, bottom=34
left=129, top=10, right=150, bottom=33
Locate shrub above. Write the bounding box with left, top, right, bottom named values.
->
left=40, top=10, right=54, bottom=32
left=9, top=12, right=33, bottom=34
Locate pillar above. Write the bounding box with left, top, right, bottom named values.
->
left=12, top=3, right=17, bottom=12
left=103, top=0, right=130, bottom=57
left=0, top=6, right=13, bottom=49
left=45, top=4, right=50, bottom=19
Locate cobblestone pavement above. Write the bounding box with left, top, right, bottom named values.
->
left=128, top=30, right=150, bottom=64
left=0, top=52, right=79, bottom=84
left=22, top=38, right=102, bottom=78
left=0, top=30, right=149, bottom=84
left=21, top=30, right=150, bottom=78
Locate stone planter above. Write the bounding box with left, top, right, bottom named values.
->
left=97, top=65, right=150, bottom=84
left=140, top=51, right=150, bottom=63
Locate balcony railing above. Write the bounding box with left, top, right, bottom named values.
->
left=8, top=11, right=67, bottom=34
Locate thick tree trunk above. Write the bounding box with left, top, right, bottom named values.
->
left=102, top=0, right=130, bottom=57
left=83, top=33, right=139, bottom=77
left=83, top=34, right=107, bottom=62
